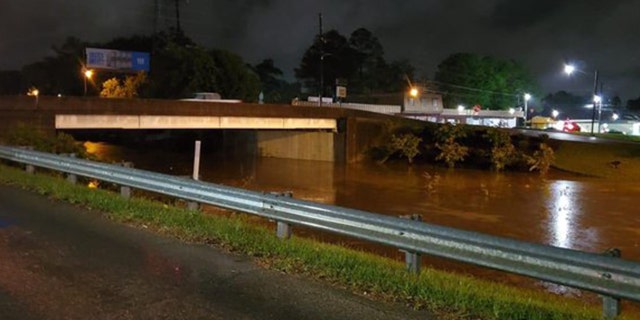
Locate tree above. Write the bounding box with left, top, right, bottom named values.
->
left=100, top=72, right=147, bottom=98
left=541, top=91, right=586, bottom=116
left=21, top=37, right=91, bottom=96
left=610, top=96, right=622, bottom=109
left=627, top=97, right=640, bottom=111
left=347, top=28, right=416, bottom=95
left=543, top=91, right=584, bottom=105
left=252, top=59, right=301, bottom=103
left=253, top=59, right=283, bottom=102
left=100, top=78, right=122, bottom=98
left=102, top=32, right=259, bottom=100
left=15, top=31, right=262, bottom=101
left=348, top=28, right=384, bottom=93
left=0, top=70, right=24, bottom=95
left=435, top=123, right=469, bottom=168
left=102, top=34, right=154, bottom=53
left=378, top=59, right=415, bottom=93
left=434, top=53, right=537, bottom=110
left=254, top=59, right=283, bottom=89
left=209, top=49, right=261, bottom=102
left=146, top=42, right=219, bottom=99
left=295, top=30, right=357, bottom=97
left=296, top=27, right=416, bottom=97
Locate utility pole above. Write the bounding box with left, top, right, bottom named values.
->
left=590, top=70, right=599, bottom=135
left=597, top=82, right=604, bottom=133
left=174, top=0, right=181, bottom=34
left=153, top=0, right=159, bottom=34
left=152, top=0, right=159, bottom=54
left=318, top=13, right=324, bottom=107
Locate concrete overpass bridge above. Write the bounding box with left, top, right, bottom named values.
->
left=0, top=96, right=420, bottom=163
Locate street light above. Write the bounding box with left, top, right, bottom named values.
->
left=563, top=63, right=599, bottom=135
left=409, top=87, right=419, bottom=98
left=83, top=69, right=94, bottom=96
left=523, top=93, right=531, bottom=126
left=563, top=64, right=575, bottom=76
left=27, top=87, right=39, bottom=107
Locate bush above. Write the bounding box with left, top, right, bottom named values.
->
left=526, top=143, right=555, bottom=174
left=4, top=123, right=88, bottom=158
left=391, top=133, right=422, bottom=164
left=435, top=123, right=469, bottom=168
left=484, top=128, right=518, bottom=171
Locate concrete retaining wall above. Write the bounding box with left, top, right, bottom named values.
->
left=257, top=131, right=336, bottom=162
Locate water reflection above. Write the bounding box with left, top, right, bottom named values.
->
left=546, top=181, right=579, bottom=248
left=544, top=180, right=602, bottom=251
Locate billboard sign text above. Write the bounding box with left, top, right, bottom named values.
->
left=85, top=48, right=150, bottom=72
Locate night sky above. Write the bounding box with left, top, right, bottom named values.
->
left=2, top=0, right=639, bottom=101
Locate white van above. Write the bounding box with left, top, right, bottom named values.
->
left=181, top=92, right=242, bottom=103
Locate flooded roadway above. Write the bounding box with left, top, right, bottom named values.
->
left=84, top=141, right=640, bottom=297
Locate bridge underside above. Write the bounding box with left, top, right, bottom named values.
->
left=56, top=115, right=342, bottom=162
left=55, top=115, right=337, bottom=131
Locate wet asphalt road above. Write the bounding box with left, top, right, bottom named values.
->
left=0, top=184, right=434, bottom=320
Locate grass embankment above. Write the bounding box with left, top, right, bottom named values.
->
left=575, top=132, right=640, bottom=143
left=553, top=140, right=640, bottom=180
left=0, top=164, right=631, bottom=320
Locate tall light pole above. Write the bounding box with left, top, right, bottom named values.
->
left=564, top=63, right=599, bottom=135
left=83, top=69, right=94, bottom=96
left=318, top=13, right=324, bottom=107
left=523, top=93, right=531, bottom=126
left=28, top=87, right=39, bottom=107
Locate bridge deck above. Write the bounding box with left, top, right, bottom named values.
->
left=55, top=114, right=337, bottom=130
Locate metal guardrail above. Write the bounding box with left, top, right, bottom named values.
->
left=1, top=145, right=639, bottom=318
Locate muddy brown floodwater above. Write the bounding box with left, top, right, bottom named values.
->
left=84, top=141, right=640, bottom=302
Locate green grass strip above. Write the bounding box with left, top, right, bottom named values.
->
left=0, top=163, right=634, bottom=320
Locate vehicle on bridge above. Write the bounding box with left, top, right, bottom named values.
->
left=180, top=92, right=242, bottom=103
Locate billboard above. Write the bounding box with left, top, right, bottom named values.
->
left=85, top=48, right=150, bottom=72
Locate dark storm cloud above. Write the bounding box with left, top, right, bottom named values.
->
left=491, top=0, right=561, bottom=29
left=0, top=0, right=154, bottom=69
left=2, top=0, right=639, bottom=99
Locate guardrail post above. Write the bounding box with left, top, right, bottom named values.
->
left=602, top=248, right=622, bottom=319
left=64, top=153, right=77, bottom=184
left=400, top=214, right=422, bottom=274
left=119, top=162, right=134, bottom=199
left=187, top=200, right=199, bottom=211
left=20, top=146, right=35, bottom=174
left=272, top=192, right=293, bottom=239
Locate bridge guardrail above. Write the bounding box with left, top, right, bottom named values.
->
left=1, top=145, right=639, bottom=319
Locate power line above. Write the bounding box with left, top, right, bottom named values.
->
left=421, top=79, right=520, bottom=97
